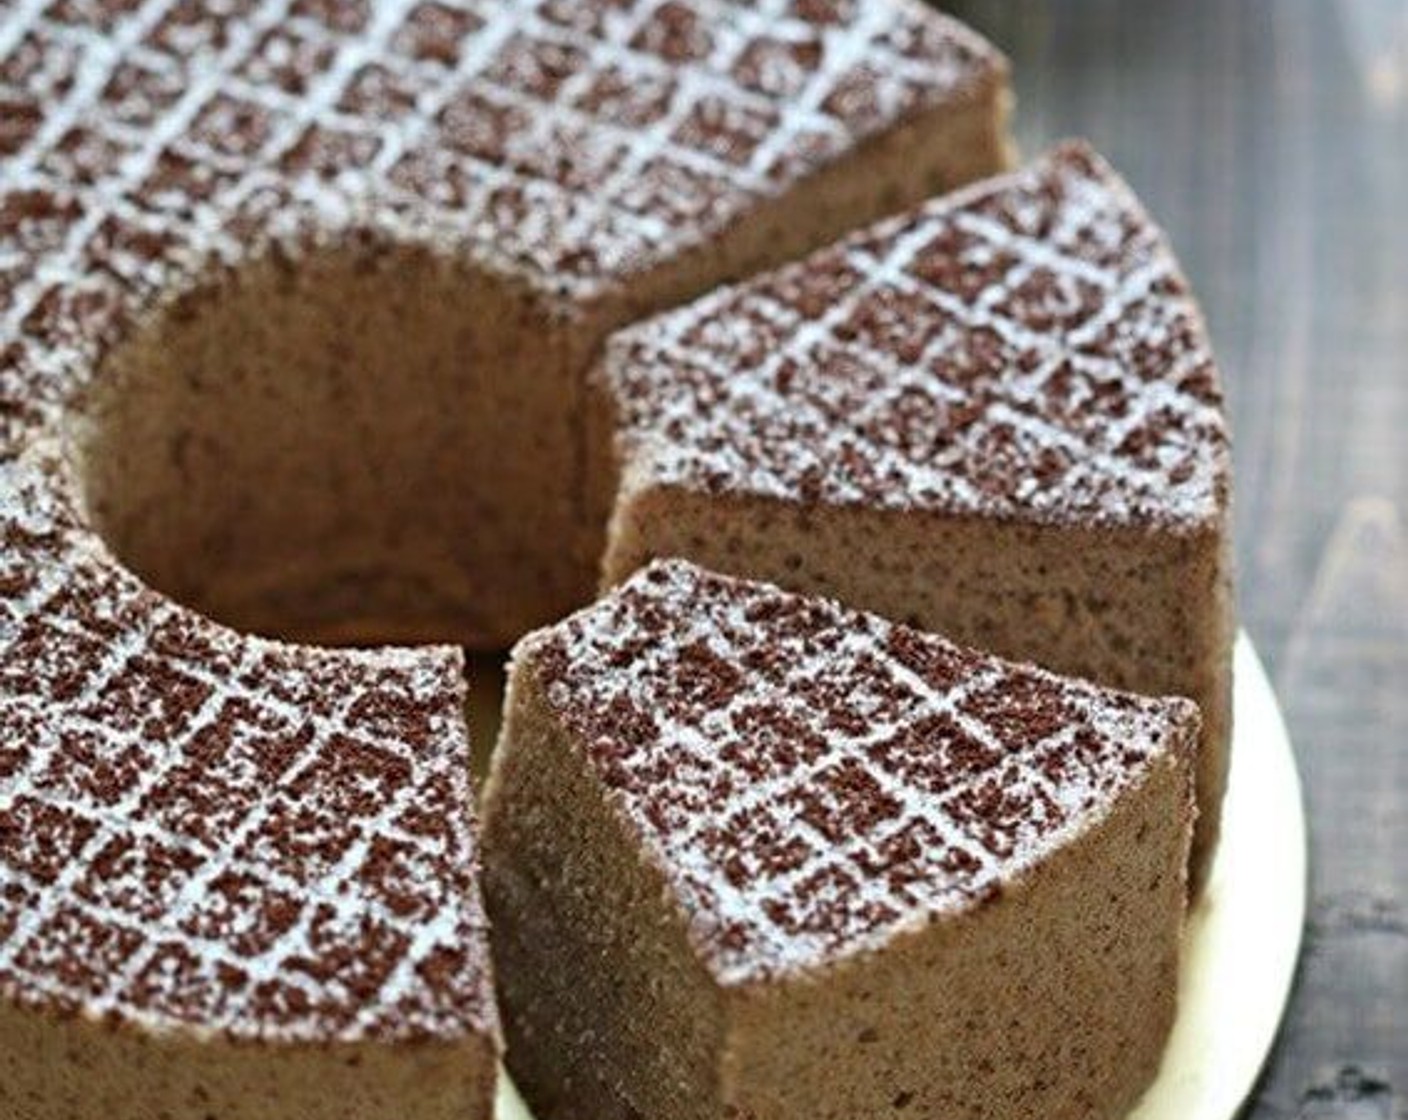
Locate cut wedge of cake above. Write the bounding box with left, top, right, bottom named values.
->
left=598, top=142, right=1233, bottom=889
left=483, top=559, right=1198, bottom=1120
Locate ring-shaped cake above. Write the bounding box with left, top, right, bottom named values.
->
left=0, top=3, right=1234, bottom=1118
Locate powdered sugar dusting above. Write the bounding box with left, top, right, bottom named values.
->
left=606, top=142, right=1230, bottom=530
left=528, top=559, right=1196, bottom=984
left=0, top=0, right=1000, bottom=456
left=0, top=445, right=496, bottom=1043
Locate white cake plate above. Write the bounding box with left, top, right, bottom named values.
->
left=489, top=633, right=1307, bottom=1120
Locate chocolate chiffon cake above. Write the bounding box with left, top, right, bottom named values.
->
left=599, top=142, right=1234, bottom=888
left=483, top=560, right=1199, bottom=1120
left=2, top=0, right=1241, bottom=1115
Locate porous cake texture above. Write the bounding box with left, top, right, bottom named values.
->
left=0, top=0, right=1010, bottom=646
left=0, top=447, right=499, bottom=1118
left=600, top=141, right=1233, bottom=888
left=483, top=560, right=1199, bottom=1120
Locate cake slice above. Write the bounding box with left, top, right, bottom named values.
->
left=598, top=142, right=1233, bottom=889
left=483, top=559, right=1198, bottom=1120
left=0, top=447, right=498, bottom=1119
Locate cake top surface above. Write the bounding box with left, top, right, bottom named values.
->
left=0, top=0, right=1001, bottom=454
left=606, top=142, right=1230, bottom=531
left=528, top=559, right=1195, bottom=985
left=0, top=448, right=496, bottom=1043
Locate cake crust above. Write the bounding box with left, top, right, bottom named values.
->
left=0, top=2, right=1228, bottom=1113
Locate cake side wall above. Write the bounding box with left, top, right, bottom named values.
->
left=1189, top=512, right=1235, bottom=891
left=480, top=650, right=728, bottom=1120
left=601, top=483, right=1231, bottom=888
left=0, top=999, right=495, bottom=1120
left=716, top=739, right=1194, bottom=1120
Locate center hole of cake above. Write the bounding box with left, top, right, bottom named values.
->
left=72, top=244, right=594, bottom=650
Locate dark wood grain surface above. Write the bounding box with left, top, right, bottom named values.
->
left=942, top=2, right=1408, bottom=1116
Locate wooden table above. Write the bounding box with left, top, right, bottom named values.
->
left=943, top=2, right=1408, bottom=1115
